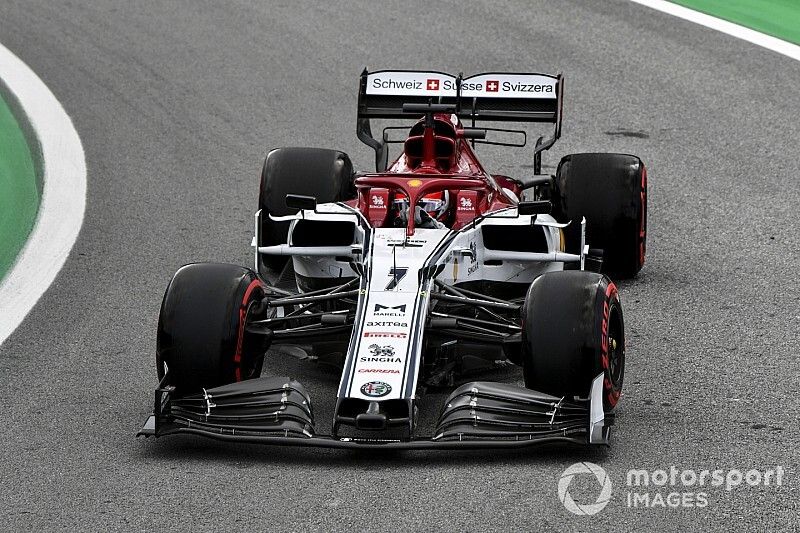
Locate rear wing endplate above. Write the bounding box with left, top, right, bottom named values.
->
left=357, top=69, right=564, bottom=171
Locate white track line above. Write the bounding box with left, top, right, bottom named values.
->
left=630, top=0, right=800, bottom=62
left=0, top=43, right=87, bottom=346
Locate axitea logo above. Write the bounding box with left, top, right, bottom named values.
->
left=557, top=463, right=786, bottom=515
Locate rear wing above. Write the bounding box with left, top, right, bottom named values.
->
left=356, top=69, right=564, bottom=171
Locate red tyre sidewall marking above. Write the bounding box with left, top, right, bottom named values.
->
left=234, top=278, right=264, bottom=382
left=600, top=281, right=621, bottom=408
left=639, top=165, right=647, bottom=266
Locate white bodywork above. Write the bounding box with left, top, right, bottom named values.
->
left=255, top=204, right=586, bottom=403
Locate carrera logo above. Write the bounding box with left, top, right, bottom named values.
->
left=364, top=331, right=407, bottom=338
left=426, top=79, right=439, bottom=91
left=358, top=368, right=401, bottom=374
left=486, top=80, right=499, bottom=92
left=374, top=304, right=406, bottom=316
left=502, top=81, right=554, bottom=94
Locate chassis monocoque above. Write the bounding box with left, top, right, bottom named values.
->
left=140, top=70, right=648, bottom=450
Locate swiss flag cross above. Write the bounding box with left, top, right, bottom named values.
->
left=427, top=79, right=439, bottom=91
left=486, top=80, right=499, bottom=92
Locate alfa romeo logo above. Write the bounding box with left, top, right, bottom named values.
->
left=557, top=462, right=612, bottom=516
left=360, top=381, right=391, bottom=397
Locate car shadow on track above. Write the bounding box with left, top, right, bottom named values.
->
left=135, top=435, right=610, bottom=468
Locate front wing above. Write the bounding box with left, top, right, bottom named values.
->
left=138, top=373, right=613, bottom=450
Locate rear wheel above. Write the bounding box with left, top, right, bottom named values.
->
left=258, top=147, right=355, bottom=274
left=553, top=153, right=647, bottom=278
left=156, top=263, right=268, bottom=396
left=521, top=271, right=624, bottom=412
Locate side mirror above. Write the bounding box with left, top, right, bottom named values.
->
left=285, top=194, right=317, bottom=211
left=518, top=200, right=551, bottom=215
left=461, top=128, right=487, bottom=140
left=516, top=175, right=552, bottom=191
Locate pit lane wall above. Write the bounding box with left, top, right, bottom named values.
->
left=0, top=79, right=41, bottom=283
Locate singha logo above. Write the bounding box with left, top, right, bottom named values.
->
left=459, top=197, right=473, bottom=210
left=371, top=195, right=385, bottom=207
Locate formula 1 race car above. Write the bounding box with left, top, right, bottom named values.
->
left=139, top=69, right=647, bottom=449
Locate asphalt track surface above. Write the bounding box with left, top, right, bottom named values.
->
left=0, top=1, right=798, bottom=531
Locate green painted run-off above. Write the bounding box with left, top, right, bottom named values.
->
left=0, top=93, right=39, bottom=281
left=671, top=0, right=800, bottom=45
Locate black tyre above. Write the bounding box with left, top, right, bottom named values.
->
left=553, top=153, right=647, bottom=278
left=521, top=271, right=624, bottom=412
left=258, top=147, right=355, bottom=274
left=156, top=263, right=268, bottom=396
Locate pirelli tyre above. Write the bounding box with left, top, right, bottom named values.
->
left=553, top=153, right=647, bottom=278
left=258, top=147, right=355, bottom=274
left=156, top=263, right=268, bottom=396
left=521, top=271, right=624, bottom=412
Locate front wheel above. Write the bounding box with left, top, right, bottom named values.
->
left=521, top=271, right=624, bottom=412
left=258, top=147, right=355, bottom=274
left=553, top=153, right=647, bottom=278
left=156, top=263, right=269, bottom=396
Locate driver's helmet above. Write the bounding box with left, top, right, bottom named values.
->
left=418, top=191, right=449, bottom=220
left=392, top=191, right=450, bottom=222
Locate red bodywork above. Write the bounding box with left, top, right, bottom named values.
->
left=349, top=114, right=520, bottom=235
